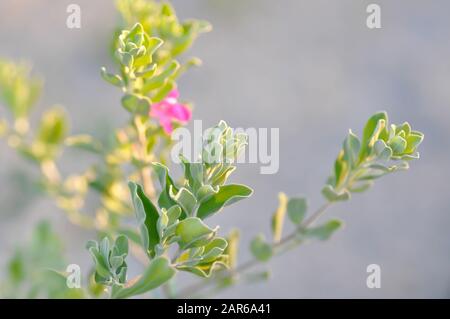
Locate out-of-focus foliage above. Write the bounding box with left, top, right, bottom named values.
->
left=0, top=222, right=84, bottom=298
left=0, top=59, right=42, bottom=120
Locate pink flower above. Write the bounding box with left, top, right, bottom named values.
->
left=150, top=89, right=192, bottom=134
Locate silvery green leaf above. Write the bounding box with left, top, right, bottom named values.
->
left=170, top=186, right=197, bottom=216
left=100, top=67, right=123, bottom=87
left=180, top=155, right=204, bottom=191
left=112, top=257, right=175, bottom=299
left=200, top=245, right=227, bottom=264
left=189, top=247, right=205, bottom=259
left=143, top=61, right=180, bottom=92
left=304, top=219, right=343, bottom=241
left=110, top=256, right=123, bottom=270
left=209, top=165, right=236, bottom=186
left=287, top=196, right=307, bottom=225
left=157, top=210, right=169, bottom=239
left=167, top=205, right=182, bottom=224
left=400, top=153, right=420, bottom=160
left=405, top=131, right=424, bottom=153
left=152, top=163, right=179, bottom=212
left=343, top=130, right=360, bottom=168
left=196, top=184, right=218, bottom=203
left=177, top=256, right=229, bottom=278
left=87, top=244, right=110, bottom=279
left=135, top=64, right=157, bottom=78
left=99, top=237, right=110, bottom=263
left=359, top=111, right=388, bottom=160
left=128, top=182, right=160, bottom=257
left=321, top=185, right=350, bottom=202
left=374, top=139, right=393, bottom=161
left=197, top=184, right=253, bottom=219
left=117, top=266, right=127, bottom=284
left=86, top=240, right=98, bottom=251
left=175, top=217, right=217, bottom=249
left=113, top=235, right=129, bottom=257
left=120, top=52, right=134, bottom=68
left=348, top=181, right=373, bottom=193
left=146, top=37, right=164, bottom=57
left=250, top=234, right=272, bottom=262
left=389, top=135, right=407, bottom=155
left=121, top=94, right=151, bottom=114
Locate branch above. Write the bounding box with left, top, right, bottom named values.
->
left=175, top=201, right=334, bottom=298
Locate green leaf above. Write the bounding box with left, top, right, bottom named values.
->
left=348, top=181, right=373, bottom=193
left=117, top=228, right=142, bottom=247
left=135, top=64, right=157, bottom=78
left=38, top=108, right=68, bottom=146
left=374, top=139, right=392, bottom=161
left=100, top=67, right=123, bottom=87
left=112, top=257, right=175, bottom=299
left=121, top=94, right=151, bottom=114
left=157, top=210, right=169, bottom=240
left=143, top=61, right=180, bottom=93
left=146, top=37, right=164, bottom=57
left=304, top=220, right=343, bottom=241
left=152, top=163, right=182, bottom=217
left=180, top=155, right=204, bottom=192
left=99, top=237, right=110, bottom=264
left=87, top=242, right=111, bottom=279
left=389, top=135, right=407, bottom=155
left=166, top=205, right=182, bottom=224
left=359, top=112, right=387, bottom=161
left=119, top=52, right=134, bottom=68
left=287, top=197, right=307, bottom=225
left=175, top=217, right=216, bottom=249
left=250, top=234, right=273, bottom=262
left=321, top=185, right=350, bottom=202
left=170, top=187, right=197, bottom=216
left=405, top=131, right=424, bottom=154
left=128, top=182, right=160, bottom=256
left=200, top=237, right=228, bottom=263
left=113, top=235, right=129, bottom=257
left=343, top=130, right=360, bottom=169
left=197, top=184, right=253, bottom=219
left=195, top=185, right=218, bottom=203
left=177, top=256, right=228, bottom=278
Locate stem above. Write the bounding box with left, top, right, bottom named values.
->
left=134, top=117, right=155, bottom=199
left=175, top=201, right=334, bottom=298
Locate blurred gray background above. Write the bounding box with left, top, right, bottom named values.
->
left=0, top=0, right=449, bottom=298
